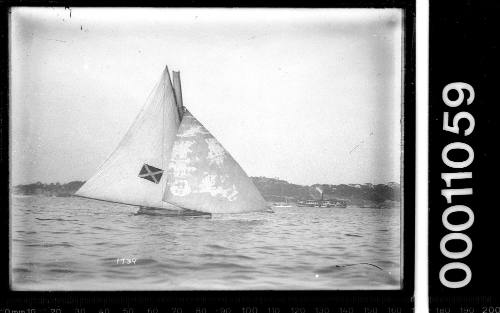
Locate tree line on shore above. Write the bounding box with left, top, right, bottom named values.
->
left=251, top=177, right=400, bottom=207
left=13, top=177, right=400, bottom=207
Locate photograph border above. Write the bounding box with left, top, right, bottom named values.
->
left=0, top=0, right=415, bottom=310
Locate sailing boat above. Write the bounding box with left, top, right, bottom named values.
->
left=272, top=198, right=293, bottom=208
left=75, top=65, right=270, bottom=216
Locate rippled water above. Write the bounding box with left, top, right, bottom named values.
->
left=11, top=195, right=401, bottom=290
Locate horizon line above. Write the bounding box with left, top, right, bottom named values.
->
left=11, top=177, right=401, bottom=188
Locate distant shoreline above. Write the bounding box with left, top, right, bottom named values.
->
left=12, top=176, right=400, bottom=208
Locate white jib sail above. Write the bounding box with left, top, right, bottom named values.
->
left=163, top=111, right=269, bottom=214
left=76, top=66, right=181, bottom=209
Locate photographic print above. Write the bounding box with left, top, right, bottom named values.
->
left=10, top=7, right=404, bottom=291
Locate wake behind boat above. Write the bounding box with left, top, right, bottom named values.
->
left=75, top=65, right=270, bottom=216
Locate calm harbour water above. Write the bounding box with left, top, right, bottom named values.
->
left=11, top=195, right=401, bottom=290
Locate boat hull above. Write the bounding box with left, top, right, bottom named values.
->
left=136, top=206, right=211, bottom=217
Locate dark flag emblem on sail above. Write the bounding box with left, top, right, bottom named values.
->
left=138, top=164, right=163, bottom=184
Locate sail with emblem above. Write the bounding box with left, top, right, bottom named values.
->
left=75, top=66, right=181, bottom=209
left=163, top=110, right=268, bottom=213
left=76, top=65, right=268, bottom=214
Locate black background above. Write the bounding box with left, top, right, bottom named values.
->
left=429, top=0, right=500, bottom=304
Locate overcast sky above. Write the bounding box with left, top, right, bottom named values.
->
left=10, top=7, right=403, bottom=186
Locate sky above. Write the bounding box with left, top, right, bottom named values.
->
left=10, top=7, right=403, bottom=186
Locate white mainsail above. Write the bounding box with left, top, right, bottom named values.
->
left=75, top=66, right=181, bottom=209
left=162, top=111, right=269, bottom=213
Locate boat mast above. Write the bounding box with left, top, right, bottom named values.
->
left=172, top=71, right=184, bottom=119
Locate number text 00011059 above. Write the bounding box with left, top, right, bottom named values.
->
left=439, top=82, right=475, bottom=289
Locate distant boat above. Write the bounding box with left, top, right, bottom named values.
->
left=75, top=65, right=270, bottom=216
left=296, top=187, right=347, bottom=208
left=272, top=201, right=293, bottom=208
left=297, top=199, right=347, bottom=208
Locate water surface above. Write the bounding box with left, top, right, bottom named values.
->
left=11, top=195, right=401, bottom=290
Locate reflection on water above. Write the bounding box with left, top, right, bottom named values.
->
left=11, top=195, right=401, bottom=290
